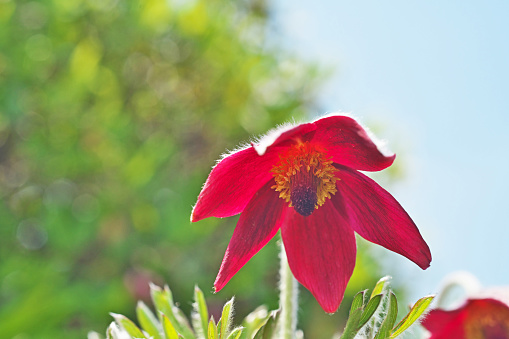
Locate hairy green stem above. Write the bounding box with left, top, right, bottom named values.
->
left=279, top=240, right=298, bottom=339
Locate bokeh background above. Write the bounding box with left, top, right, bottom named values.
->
left=2, top=0, right=507, bottom=338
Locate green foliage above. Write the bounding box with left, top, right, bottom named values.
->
left=370, top=276, right=391, bottom=299
left=92, top=279, right=433, bottom=339
left=192, top=285, right=209, bottom=338
left=373, top=293, right=397, bottom=339
left=252, top=310, right=279, bottom=339
left=340, top=277, right=435, bottom=339
left=89, top=284, right=280, bottom=339
left=218, top=297, right=235, bottom=339
left=358, top=294, right=382, bottom=329
left=340, top=291, right=365, bottom=339
left=390, top=295, right=435, bottom=338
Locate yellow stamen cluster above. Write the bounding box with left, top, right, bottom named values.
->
left=271, top=142, right=338, bottom=212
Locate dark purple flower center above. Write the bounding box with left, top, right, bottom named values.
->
left=271, top=142, right=338, bottom=217
left=289, top=166, right=319, bottom=216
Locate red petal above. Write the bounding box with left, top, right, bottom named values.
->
left=333, top=165, right=432, bottom=269
left=311, top=115, right=395, bottom=171
left=192, top=146, right=279, bottom=222
left=252, top=122, right=316, bottom=155
left=422, top=298, right=509, bottom=338
left=214, top=182, right=286, bottom=291
left=422, top=308, right=467, bottom=339
left=281, top=201, right=356, bottom=313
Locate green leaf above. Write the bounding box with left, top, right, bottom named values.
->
left=239, top=306, right=269, bottom=339
left=218, top=297, right=235, bottom=339
left=226, top=327, right=243, bottom=339
left=150, top=284, right=195, bottom=339
left=390, top=295, right=435, bottom=338
left=374, top=293, right=398, bottom=339
left=216, top=320, right=222, bottom=337
left=264, top=310, right=280, bottom=339
left=340, top=307, right=363, bottom=339
left=358, top=294, right=383, bottom=329
left=111, top=313, right=147, bottom=338
left=137, top=301, right=163, bottom=339
left=371, top=276, right=391, bottom=299
left=151, top=284, right=176, bottom=320
left=365, top=277, right=391, bottom=339
left=253, top=310, right=279, bottom=339
left=174, top=307, right=196, bottom=338
left=208, top=318, right=218, bottom=339
left=350, top=291, right=366, bottom=315
left=340, top=291, right=366, bottom=339
left=192, top=286, right=209, bottom=339
left=162, top=314, right=180, bottom=339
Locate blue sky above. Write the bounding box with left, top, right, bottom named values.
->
left=272, top=0, right=509, bottom=300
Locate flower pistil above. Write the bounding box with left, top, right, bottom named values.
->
left=271, top=142, right=338, bottom=216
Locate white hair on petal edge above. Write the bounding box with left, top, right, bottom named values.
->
left=218, top=141, right=252, bottom=162
left=251, top=112, right=395, bottom=157
left=314, top=111, right=395, bottom=158
left=221, top=111, right=394, bottom=160
left=214, top=120, right=299, bottom=161
left=252, top=119, right=298, bottom=156
left=311, top=111, right=353, bottom=122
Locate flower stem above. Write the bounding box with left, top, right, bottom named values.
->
left=279, top=240, right=298, bottom=339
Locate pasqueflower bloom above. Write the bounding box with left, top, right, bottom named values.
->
left=422, top=291, right=509, bottom=339
left=192, top=114, right=431, bottom=312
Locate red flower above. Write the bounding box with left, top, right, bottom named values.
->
left=422, top=294, right=509, bottom=338
left=192, top=114, right=431, bottom=313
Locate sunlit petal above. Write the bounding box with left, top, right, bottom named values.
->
left=214, top=182, right=286, bottom=291
left=311, top=114, right=395, bottom=171
left=192, top=146, right=279, bottom=222
left=281, top=201, right=356, bottom=313
left=333, top=164, right=431, bottom=269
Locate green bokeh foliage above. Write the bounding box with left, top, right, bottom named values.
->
left=0, top=0, right=383, bottom=337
